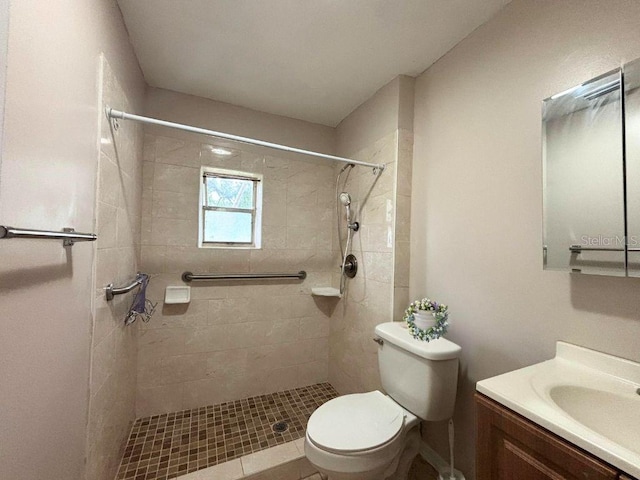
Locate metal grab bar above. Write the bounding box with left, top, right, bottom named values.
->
left=182, top=271, right=307, bottom=282
left=569, top=245, right=640, bottom=253
left=0, top=225, right=97, bottom=246
left=106, top=273, right=147, bottom=301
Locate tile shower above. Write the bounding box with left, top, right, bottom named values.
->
left=136, top=130, right=337, bottom=417
left=89, top=64, right=411, bottom=480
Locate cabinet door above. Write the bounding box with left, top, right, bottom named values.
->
left=476, top=393, right=618, bottom=480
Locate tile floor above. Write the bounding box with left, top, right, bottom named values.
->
left=116, top=383, right=338, bottom=480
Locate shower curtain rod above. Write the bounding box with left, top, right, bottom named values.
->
left=106, top=108, right=385, bottom=172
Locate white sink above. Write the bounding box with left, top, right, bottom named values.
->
left=549, top=385, right=640, bottom=455
left=477, top=342, right=640, bottom=479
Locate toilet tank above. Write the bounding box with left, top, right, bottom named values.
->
left=374, top=322, right=461, bottom=421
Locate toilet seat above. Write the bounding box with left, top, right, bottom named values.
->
left=307, top=391, right=405, bottom=454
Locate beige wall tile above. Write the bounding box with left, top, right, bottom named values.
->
left=150, top=217, right=198, bottom=246
left=207, top=297, right=252, bottom=324
left=329, top=126, right=409, bottom=398
left=140, top=245, right=167, bottom=274
left=265, top=318, right=301, bottom=344
left=184, top=322, right=270, bottom=354
left=138, top=327, right=186, bottom=357
left=153, top=162, right=200, bottom=194
left=96, top=201, right=118, bottom=249
left=395, top=193, right=411, bottom=240
left=98, top=153, right=121, bottom=207
left=137, top=114, right=335, bottom=412
left=393, top=287, right=410, bottom=322
left=87, top=55, right=144, bottom=480
left=90, top=329, right=116, bottom=393
left=182, top=377, right=228, bottom=409
left=287, top=182, right=318, bottom=207
left=298, top=360, right=329, bottom=386
left=152, top=190, right=198, bottom=220
left=299, top=316, right=330, bottom=339
left=262, top=228, right=287, bottom=249
left=155, top=135, right=201, bottom=167
left=206, top=349, right=249, bottom=378
left=394, top=242, right=411, bottom=288
left=96, top=248, right=120, bottom=290
left=138, top=352, right=208, bottom=387
left=363, top=251, right=394, bottom=283
left=139, top=299, right=209, bottom=329
left=136, top=383, right=184, bottom=417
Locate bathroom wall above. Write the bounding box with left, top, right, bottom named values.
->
left=86, top=55, right=144, bottom=480
left=411, top=0, right=640, bottom=477
left=329, top=76, right=414, bottom=395
left=0, top=1, right=144, bottom=479
left=136, top=88, right=337, bottom=416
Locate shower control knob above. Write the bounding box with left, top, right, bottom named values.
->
left=343, top=254, right=358, bottom=278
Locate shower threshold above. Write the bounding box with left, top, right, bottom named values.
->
left=116, top=383, right=338, bottom=480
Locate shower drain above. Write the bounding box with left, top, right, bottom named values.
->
left=272, top=421, right=289, bottom=433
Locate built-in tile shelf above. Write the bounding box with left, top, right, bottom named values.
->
left=311, top=287, right=341, bottom=298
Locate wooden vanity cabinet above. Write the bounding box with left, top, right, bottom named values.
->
left=476, top=393, right=637, bottom=480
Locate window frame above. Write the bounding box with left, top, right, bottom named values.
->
left=198, top=166, right=263, bottom=249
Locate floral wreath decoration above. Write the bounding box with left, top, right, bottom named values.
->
left=403, top=298, right=449, bottom=341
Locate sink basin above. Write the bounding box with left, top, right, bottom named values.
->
left=477, top=342, right=640, bottom=479
left=549, top=385, right=640, bottom=455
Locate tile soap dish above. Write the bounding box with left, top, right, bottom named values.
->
left=311, top=287, right=342, bottom=298
left=165, top=286, right=191, bottom=304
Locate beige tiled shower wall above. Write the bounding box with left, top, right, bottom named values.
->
left=329, top=129, right=400, bottom=395
left=86, top=56, right=144, bottom=480
left=136, top=132, right=336, bottom=417
left=393, top=129, right=413, bottom=321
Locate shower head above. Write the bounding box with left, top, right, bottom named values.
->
left=339, top=192, right=351, bottom=206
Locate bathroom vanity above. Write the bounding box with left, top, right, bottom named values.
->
left=476, top=394, right=634, bottom=479
left=475, top=342, right=640, bottom=480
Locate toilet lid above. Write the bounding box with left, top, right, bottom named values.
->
left=307, top=391, right=404, bottom=453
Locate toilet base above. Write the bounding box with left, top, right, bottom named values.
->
left=386, top=428, right=420, bottom=480
left=308, top=426, right=421, bottom=480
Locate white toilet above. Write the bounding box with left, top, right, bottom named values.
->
left=304, top=321, right=461, bottom=480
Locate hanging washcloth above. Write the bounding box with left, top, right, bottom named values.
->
left=131, top=273, right=149, bottom=313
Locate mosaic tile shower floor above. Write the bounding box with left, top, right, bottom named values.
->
left=116, top=383, right=339, bottom=480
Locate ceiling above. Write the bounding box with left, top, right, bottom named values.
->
left=117, top=0, right=511, bottom=127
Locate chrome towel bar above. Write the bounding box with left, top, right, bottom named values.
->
left=0, top=225, right=97, bottom=246
left=182, top=271, right=307, bottom=282
left=106, top=273, right=146, bottom=301
left=569, top=245, right=640, bottom=253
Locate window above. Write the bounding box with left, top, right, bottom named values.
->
left=199, top=167, right=262, bottom=248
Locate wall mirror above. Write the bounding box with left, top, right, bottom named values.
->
left=543, top=58, right=640, bottom=277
